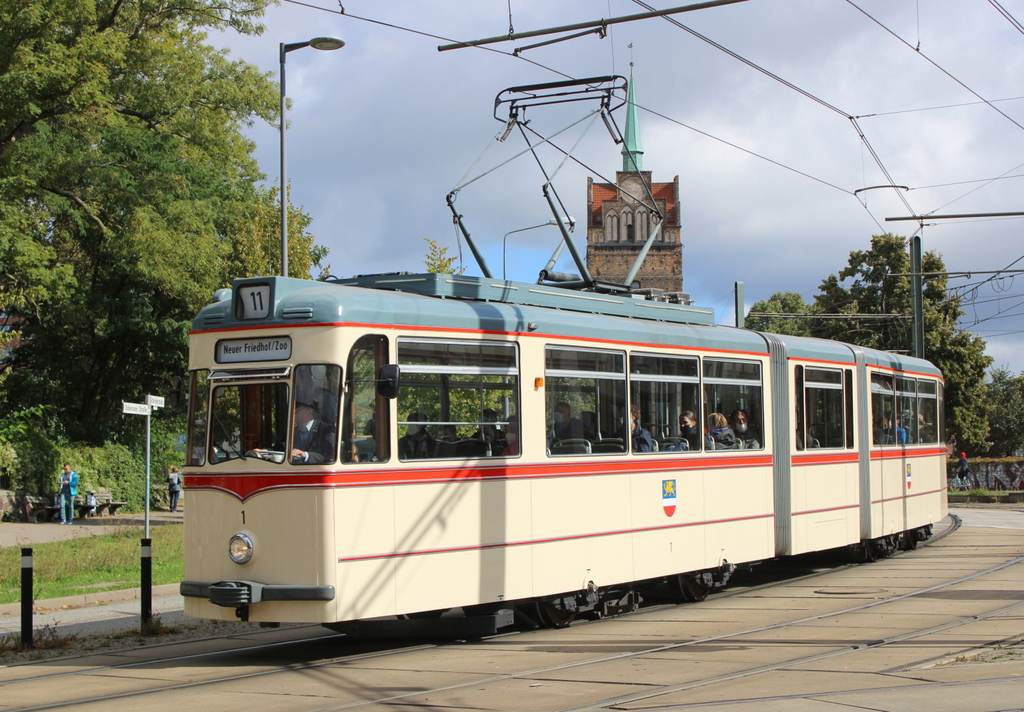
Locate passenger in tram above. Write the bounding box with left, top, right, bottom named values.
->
left=580, top=411, right=598, bottom=441
left=630, top=404, right=653, bottom=453
left=291, top=400, right=336, bottom=464
left=889, top=415, right=907, bottom=445
left=901, top=411, right=916, bottom=444
left=497, top=415, right=519, bottom=457
left=472, top=408, right=503, bottom=447
left=437, top=423, right=459, bottom=442
left=551, top=401, right=585, bottom=443
left=872, top=415, right=886, bottom=445
left=729, top=409, right=761, bottom=449
left=916, top=414, right=934, bottom=443
left=706, top=412, right=738, bottom=450
left=679, top=410, right=701, bottom=450
left=399, top=411, right=435, bottom=459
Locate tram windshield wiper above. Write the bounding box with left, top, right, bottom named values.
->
left=211, top=410, right=246, bottom=462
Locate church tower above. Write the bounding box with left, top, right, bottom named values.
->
left=586, top=69, right=687, bottom=298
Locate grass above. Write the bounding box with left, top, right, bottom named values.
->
left=0, top=525, right=183, bottom=604
left=0, top=624, right=79, bottom=655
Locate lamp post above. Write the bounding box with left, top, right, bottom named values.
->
left=280, top=36, right=344, bottom=277
left=503, top=219, right=569, bottom=280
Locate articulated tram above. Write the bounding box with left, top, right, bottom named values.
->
left=180, top=273, right=946, bottom=628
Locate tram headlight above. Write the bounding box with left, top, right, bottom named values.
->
left=228, top=533, right=254, bottom=564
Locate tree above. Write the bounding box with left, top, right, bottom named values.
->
left=745, top=291, right=815, bottom=336
left=749, top=234, right=991, bottom=450
left=0, top=1, right=323, bottom=444
left=423, top=238, right=465, bottom=275
left=813, top=234, right=990, bottom=450
left=983, top=367, right=1024, bottom=457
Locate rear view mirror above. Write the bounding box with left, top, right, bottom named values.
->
left=378, top=364, right=400, bottom=399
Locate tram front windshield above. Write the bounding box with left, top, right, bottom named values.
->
left=196, top=365, right=343, bottom=465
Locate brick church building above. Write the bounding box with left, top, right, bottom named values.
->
left=585, top=71, right=689, bottom=300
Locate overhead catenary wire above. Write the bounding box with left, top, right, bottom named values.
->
left=846, top=0, right=1024, bottom=137
left=988, top=0, right=1024, bottom=37
left=627, top=0, right=917, bottom=221
left=281, top=0, right=574, bottom=79
left=275, top=1, right=1020, bottom=347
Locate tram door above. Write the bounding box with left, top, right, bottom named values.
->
left=870, top=373, right=904, bottom=536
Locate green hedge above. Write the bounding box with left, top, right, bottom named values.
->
left=1, top=416, right=186, bottom=511
left=58, top=443, right=146, bottom=510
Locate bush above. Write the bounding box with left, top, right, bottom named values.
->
left=11, top=429, right=62, bottom=498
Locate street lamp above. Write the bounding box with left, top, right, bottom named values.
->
left=280, top=36, right=344, bottom=277
left=503, top=219, right=572, bottom=280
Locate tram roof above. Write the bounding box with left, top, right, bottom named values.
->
left=194, top=274, right=942, bottom=377
left=334, top=273, right=716, bottom=326
left=195, top=274, right=766, bottom=355
left=769, top=333, right=942, bottom=378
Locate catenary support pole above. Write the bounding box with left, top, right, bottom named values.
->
left=910, top=235, right=924, bottom=359
left=735, top=281, right=745, bottom=328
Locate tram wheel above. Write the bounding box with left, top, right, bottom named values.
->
left=900, top=530, right=919, bottom=550
left=671, top=574, right=710, bottom=603
left=535, top=601, right=576, bottom=629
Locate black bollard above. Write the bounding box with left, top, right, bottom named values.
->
left=141, top=538, right=152, bottom=628
left=21, top=547, right=33, bottom=649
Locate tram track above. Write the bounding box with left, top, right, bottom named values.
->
left=0, top=514, right=962, bottom=694
left=9, top=514, right=1024, bottom=712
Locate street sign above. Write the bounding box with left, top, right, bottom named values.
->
left=122, top=402, right=151, bottom=415
left=145, top=395, right=165, bottom=408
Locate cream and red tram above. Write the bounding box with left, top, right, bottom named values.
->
left=180, top=273, right=946, bottom=627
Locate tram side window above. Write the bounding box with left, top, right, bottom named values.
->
left=802, top=368, right=845, bottom=449
left=290, top=364, right=341, bottom=465
left=630, top=354, right=701, bottom=454
left=703, top=359, right=763, bottom=450
left=396, top=340, right=519, bottom=460
left=208, top=377, right=290, bottom=464
left=870, top=373, right=896, bottom=445
left=916, top=380, right=939, bottom=444
left=186, top=369, right=209, bottom=466
left=546, top=347, right=627, bottom=456
left=343, top=335, right=391, bottom=463
left=896, top=377, right=917, bottom=445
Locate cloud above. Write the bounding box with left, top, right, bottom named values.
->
left=212, top=0, right=1024, bottom=372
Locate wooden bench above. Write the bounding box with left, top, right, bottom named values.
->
left=92, top=490, right=127, bottom=516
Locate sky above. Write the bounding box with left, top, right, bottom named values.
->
left=211, top=0, right=1024, bottom=372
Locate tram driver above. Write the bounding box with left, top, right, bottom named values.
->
left=291, top=399, right=336, bottom=464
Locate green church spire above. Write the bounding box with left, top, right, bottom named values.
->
left=621, top=65, right=644, bottom=173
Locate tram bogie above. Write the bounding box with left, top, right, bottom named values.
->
left=180, top=273, right=946, bottom=630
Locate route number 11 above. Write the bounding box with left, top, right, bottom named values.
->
left=238, top=284, right=271, bottom=320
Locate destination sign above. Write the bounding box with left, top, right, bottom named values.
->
left=216, top=336, right=292, bottom=363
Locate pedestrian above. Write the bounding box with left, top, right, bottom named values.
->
left=957, top=452, right=970, bottom=490
left=167, top=465, right=182, bottom=512
left=57, top=463, right=78, bottom=525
